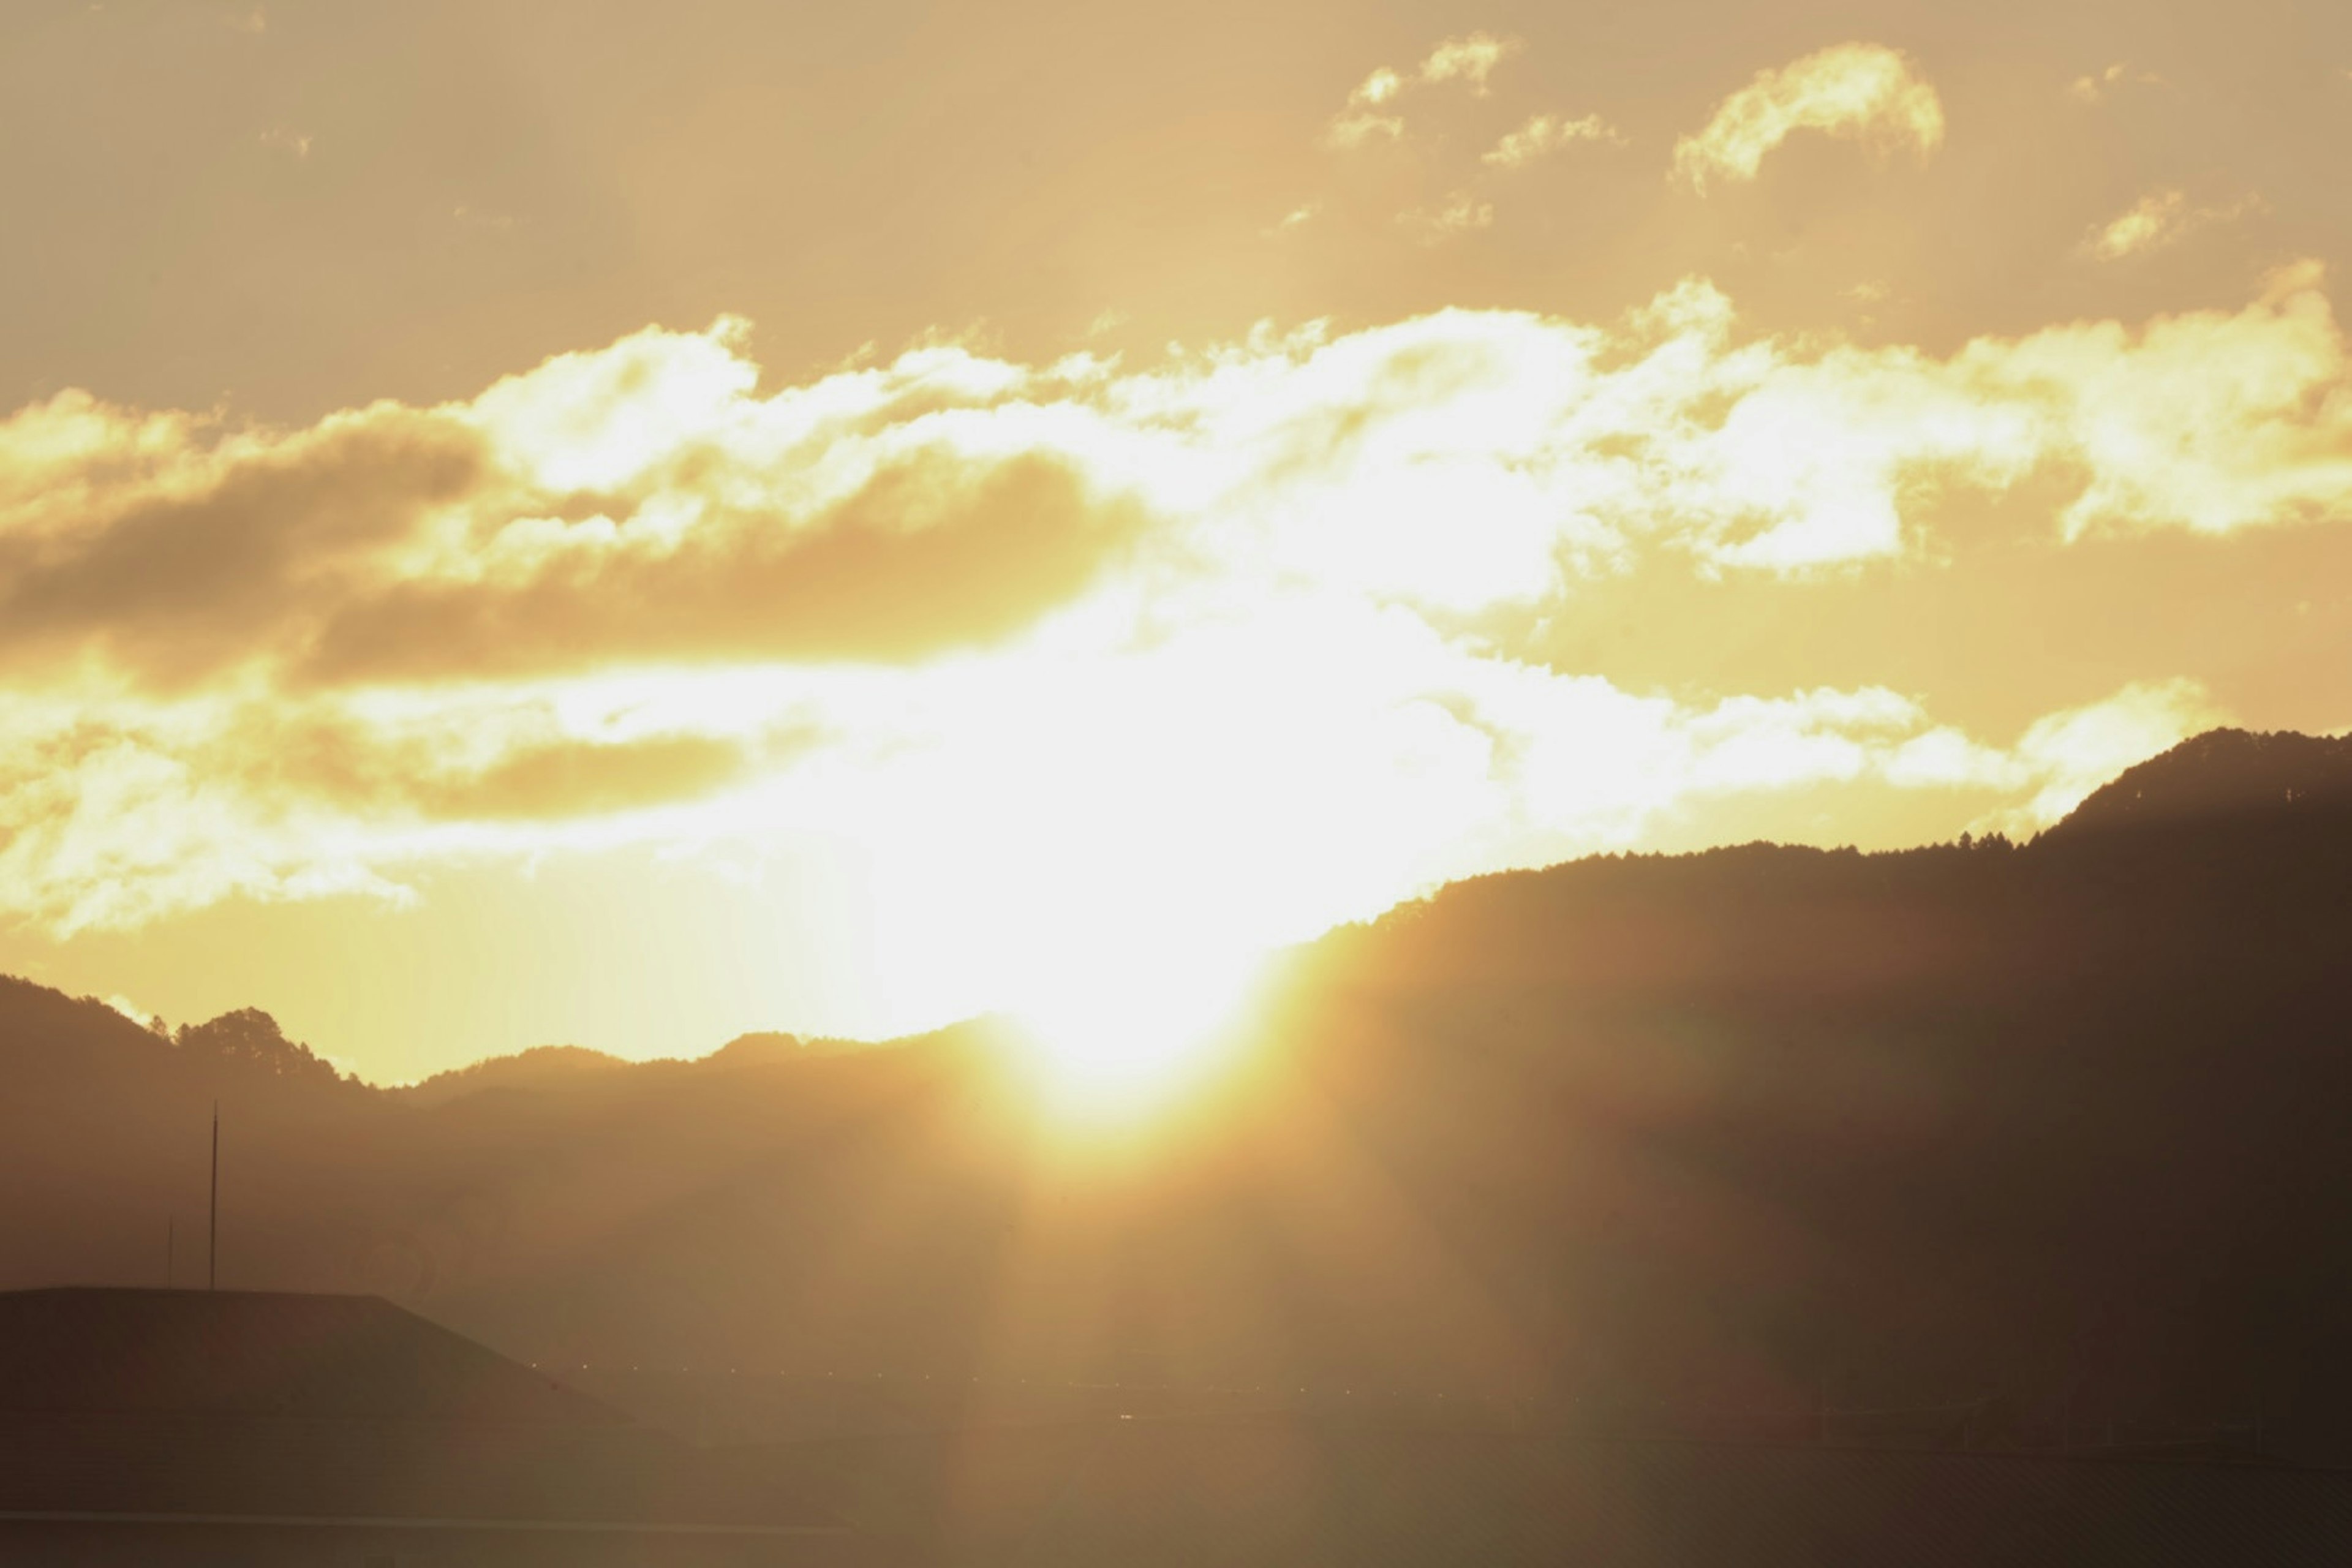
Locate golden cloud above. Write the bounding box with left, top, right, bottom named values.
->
left=1673, top=42, right=1944, bottom=191
left=1325, top=64, right=1407, bottom=149
left=1417, top=32, right=1519, bottom=96
left=1398, top=190, right=1494, bottom=243
left=0, top=348, right=1140, bottom=687
left=299, top=451, right=1142, bottom=684
left=1482, top=113, right=1624, bottom=170
left=2066, top=62, right=2166, bottom=106
left=0, top=398, right=488, bottom=684
left=3, top=271, right=2347, bottom=1016
left=2081, top=188, right=2263, bottom=262
left=276, top=720, right=756, bottom=825
left=1325, top=32, right=1524, bottom=149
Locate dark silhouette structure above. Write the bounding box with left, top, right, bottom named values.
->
left=0, top=1287, right=850, bottom=1566
left=208, top=1103, right=217, bottom=1292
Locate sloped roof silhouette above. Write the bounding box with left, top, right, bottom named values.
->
left=0, top=1287, right=626, bottom=1425
left=0, top=1288, right=841, bottom=1540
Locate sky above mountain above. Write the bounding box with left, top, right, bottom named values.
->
left=4, top=0, right=2352, bottom=1080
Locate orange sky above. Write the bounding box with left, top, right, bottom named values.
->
left=4, top=0, right=2352, bottom=1081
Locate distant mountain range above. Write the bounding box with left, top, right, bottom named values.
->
left=6, top=727, right=2351, bottom=1458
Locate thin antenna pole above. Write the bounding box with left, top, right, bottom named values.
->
left=167, top=1218, right=175, bottom=1289
left=208, top=1102, right=219, bottom=1292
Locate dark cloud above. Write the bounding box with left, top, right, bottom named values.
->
left=412, top=735, right=752, bottom=821
left=0, top=413, right=1139, bottom=692
left=298, top=450, right=1144, bottom=684
left=0, top=411, right=485, bottom=685
left=236, top=712, right=764, bottom=824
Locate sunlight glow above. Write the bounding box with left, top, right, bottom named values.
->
left=1007, top=941, right=1270, bottom=1120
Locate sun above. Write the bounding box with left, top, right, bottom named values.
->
left=1006, top=942, right=1269, bottom=1120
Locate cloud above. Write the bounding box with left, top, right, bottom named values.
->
left=1673, top=42, right=1944, bottom=191
left=259, top=126, right=312, bottom=159
left=1417, top=32, right=1519, bottom=96
left=102, top=995, right=148, bottom=1024
left=2067, top=62, right=2165, bottom=105
left=1266, top=202, right=1322, bottom=237
left=1387, top=108, right=1622, bottom=238
left=1481, top=113, right=1624, bottom=169
left=1992, top=681, right=2226, bottom=830
left=1325, top=32, right=1523, bottom=148
left=2081, top=187, right=2263, bottom=261
left=4, top=272, right=2348, bottom=1012
left=0, top=697, right=405, bottom=934
left=298, top=450, right=1144, bottom=684
left=1398, top=190, right=1494, bottom=243
left=2083, top=190, right=2187, bottom=260
left=284, top=723, right=757, bottom=825
left=1649, top=680, right=2217, bottom=839
left=1351, top=67, right=1404, bottom=108
left=15, top=274, right=2351, bottom=661
left=1874, top=680, right=2223, bottom=837
left=0, top=347, right=1144, bottom=687
left=1325, top=69, right=1405, bottom=149
left=0, top=396, right=489, bottom=681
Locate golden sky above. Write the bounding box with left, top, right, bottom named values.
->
left=5, top=0, right=2352, bottom=1081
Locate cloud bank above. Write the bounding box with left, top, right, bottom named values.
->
left=6, top=266, right=2350, bottom=1018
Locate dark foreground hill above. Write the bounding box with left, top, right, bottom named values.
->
left=4, top=727, right=2351, bottom=1463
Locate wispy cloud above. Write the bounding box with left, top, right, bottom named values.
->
left=1398, top=189, right=1494, bottom=242
left=1325, top=66, right=1406, bottom=149
left=2066, top=62, right=2166, bottom=105
left=1417, top=32, right=1520, bottom=96
left=1481, top=112, right=1624, bottom=169
left=1673, top=42, right=1943, bottom=191
left=2081, top=187, right=2263, bottom=260
left=1325, top=32, right=1525, bottom=149
left=1265, top=202, right=1322, bottom=237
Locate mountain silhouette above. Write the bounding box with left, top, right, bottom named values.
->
left=399, top=1044, right=634, bottom=1107
left=5, top=726, right=2351, bottom=1463
left=2048, top=727, right=2352, bottom=837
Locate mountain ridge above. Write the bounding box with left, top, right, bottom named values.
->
left=2046, top=726, right=2352, bottom=838
left=6, top=723, right=2352, bottom=1459
left=24, top=723, right=2343, bottom=1096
